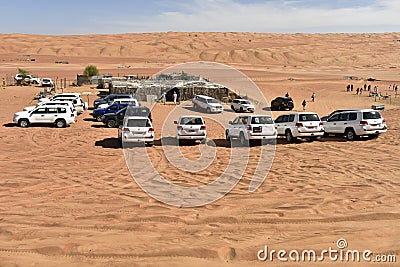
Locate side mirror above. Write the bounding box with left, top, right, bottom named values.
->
left=174, top=121, right=178, bottom=124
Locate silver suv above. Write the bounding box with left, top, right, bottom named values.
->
left=226, top=115, right=277, bottom=145
left=274, top=112, right=324, bottom=142
left=323, top=109, right=387, bottom=140
left=192, top=95, right=223, bottom=113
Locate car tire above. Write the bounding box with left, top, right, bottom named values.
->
left=285, top=129, right=294, bottom=143
left=95, top=114, right=103, bottom=122
left=239, top=132, right=249, bottom=146
left=231, top=105, right=236, bottom=112
left=55, top=119, right=66, bottom=128
left=368, top=134, right=380, bottom=139
left=18, top=119, right=30, bottom=128
left=106, top=119, right=116, bottom=128
left=309, top=136, right=318, bottom=142
left=345, top=128, right=357, bottom=141
left=240, top=107, right=244, bottom=113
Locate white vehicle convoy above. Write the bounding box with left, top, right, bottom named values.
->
left=97, top=98, right=139, bottom=109
left=192, top=95, right=224, bottom=113
left=274, top=112, right=324, bottom=142
left=323, top=109, right=387, bottom=140
left=175, top=116, right=206, bottom=143
left=23, top=101, right=77, bottom=117
left=230, top=99, right=255, bottom=113
left=225, top=115, right=277, bottom=145
left=14, top=74, right=41, bottom=84
left=13, top=105, right=76, bottom=128
left=118, top=116, right=154, bottom=146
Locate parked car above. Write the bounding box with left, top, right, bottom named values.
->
left=26, top=75, right=41, bottom=84
left=225, top=115, right=277, bottom=146
left=93, top=94, right=134, bottom=109
left=97, top=98, right=138, bottom=109
left=231, top=99, right=255, bottom=113
left=192, top=95, right=223, bottom=113
left=175, top=116, right=206, bottom=143
left=270, top=97, right=294, bottom=111
left=39, top=94, right=87, bottom=114
left=274, top=112, right=324, bottom=142
left=14, top=74, right=41, bottom=85
left=102, top=105, right=151, bottom=128
left=13, top=105, right=76, bottom=128
left=39, top=93, right=81, bottom=103
left=41, top=78, right=54, bottom=87
left=93, top=102, right=135, bottom=122
left=118, top=116, right=154, bottom=146
left=323, top=109, right=387, bottom=140
left=23, top=101, right=77, bottom=117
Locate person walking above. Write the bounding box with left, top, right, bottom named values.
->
left=302, top=99, right=307, bottom=111
left=395, top=85, right=398, bottom=96
left=173, top=91, right=178, bottom=105
left=359, top=88, right=363, bottom=95
left=356, top=88, right=359, bottom=95
left=311, top=92, right=316, bottom=102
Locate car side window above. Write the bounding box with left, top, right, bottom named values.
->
left=328, top=114, right=340, bottom=122
left=109, top=105, right=118, bottom=110
left=32, top=108, right=47, bottom=114
left=338, top=113, right=349, bottom=121
left=47, top=108, right=58, bottom=114
left=240, top=116, right=249, bottom=124
left=232, top=117, right=240, bottom=124
left=349, top=113, right=357, bottom=121
left=288, top=115, right=295, bottom=122
left=58, top=107, right=67, bottom=113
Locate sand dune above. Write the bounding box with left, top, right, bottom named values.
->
left=0, top=32, right=399, bottom=266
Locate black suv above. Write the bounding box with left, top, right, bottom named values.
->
left=102, top=105, right=152, bottom=128
left=270, top=97, right=294, bottom=111
left=93, top=94, right=133, bottom=109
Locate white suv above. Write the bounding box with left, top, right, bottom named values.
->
left=323, top=109, right=387, bottom=140
left=231, top=99, right=255, bottom=113
left=13, top=105, right=76, bottom=128
left=118, top=116, right=154, bottom=146
left=41, top=78, right=54, bottom=87
left=226, top=115, right=277, bottom=145
left=192, top=95, right=223, bottom=113
left=40, top=94, right=87, bottom=113
left=23, top=101, right=77, bottom=117
left=274, top=112, right=324, bottom=142
left=175, top=116, right=206, bottom=143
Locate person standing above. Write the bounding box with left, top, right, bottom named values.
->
left=161, top=91, right=166, bottom=105
left=173, top=91, right=178, bottom=105
left=395, top=85, right=398, bottom=95
left=311, top=92, right=316, bottom=102
left=359, top=88, right=363, bottom=95
left=302, top=99, right=307, bottom=111
left=356, top=88, right=359, bottom=95
left=285, top=92, right=289, bottom=97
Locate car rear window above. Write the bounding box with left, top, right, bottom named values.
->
left=363, top=111, right=381, bottom=119
left=251, top=116, right=273, bottom=124
left=127, top=119, right=150, bottom=127
left=299, top=114, right=320, bottom=121
left=180, top=117, right=203, bottom=125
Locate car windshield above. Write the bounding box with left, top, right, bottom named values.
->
left=240, top=100, right=251, bottom=105
left=363, top=111, right=381, bottom=119
left=299, top=114, right=320, bottom=121
left=180, top=117, right=203, bottom=125
left=207, top=99, right=219, bottom=104
left=127, top=119, right=150, bottom=127
left=251, top=116, right=273, bottom=124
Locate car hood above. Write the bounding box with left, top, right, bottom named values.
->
left=38, top=98, right=51, bottom=103
left=23, top=106, right=36, bottom=111
left=208, top=103, right=222, bottom=107
left=14, top=111, right=29, bottom=117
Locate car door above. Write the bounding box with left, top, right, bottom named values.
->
left=324, top=113, right=340, bottom=133
left=45, top=107, right=59, bottom=123
left=238, top=116, right=249, bottom=135
left=29, top=107, right=48, bottom=123
left=334, top=113, right=349, bottom=133
left=274, top=115, right=288, bottom=135
left=228, top=117, right=241, bottom=137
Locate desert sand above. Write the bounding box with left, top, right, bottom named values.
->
left=0, top=32, right=399, bottom=266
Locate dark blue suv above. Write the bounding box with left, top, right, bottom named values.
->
left=93, top=94, right=133, bottom=109
left=92, top=102, right=136, bottom=122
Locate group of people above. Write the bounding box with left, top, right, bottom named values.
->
left=347, top=83, right=398, bottom=97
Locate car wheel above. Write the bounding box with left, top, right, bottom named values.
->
left=55, top=119, right=66, bottom=128
left=309, top=136, right=318, bottom=142
left=225, top=130, right=231, bottom=142
left=285, top=130, right=294, bottom=143
left=106, top=119, right=116, bottom=128
left=207, top=107, right=211, bottom=113
left=345, top=128, right=357, bottom=141
left=146, top=141, right=154, bottom=147
left=240, top=107, right=244, bottom=112
left=368, top=134, right=380, bottom=139
left=323, top=131, right=329, bottom=138
left=18, top=119, right=30, bottom=128
left=231, top=105, right=236, bottom=111
left=239, top=132, right=249, bottom=146
left=95, top=114, right=103, bottom=122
